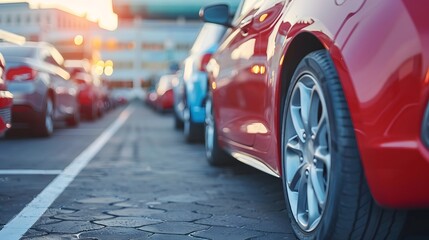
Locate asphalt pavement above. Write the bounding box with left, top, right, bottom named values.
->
left=0, top=102, right=428, bottom=239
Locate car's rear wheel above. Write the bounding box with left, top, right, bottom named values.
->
left=88, top=102, right=98, bottom=121
left=281, top=50, right=406, bottom=239
left=205, top=94, right=231, bottom=166
left=97, top=103, right=104, bottom=118
left=34, top=97, right=54, bottom=137
left=174, top=110, right=184, bottom=130
left=66, top=103, right=80, bottom=127
left=184, top=103, right=203, bottom=142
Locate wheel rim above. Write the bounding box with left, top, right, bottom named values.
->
left=285, top=73, right=331, bottom=232
left=45, top=98, right=54, bottom=134
left=205, top=98, right=214, bottom=159
left=184, top=105, right=190, bottom=136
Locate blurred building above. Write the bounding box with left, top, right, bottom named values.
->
left=113, top=0, right=240, bottom=20
left=91, top=18, right=201, bottom=98
left=0, top=0, right=240, bottom=100
left=0, top=2, right=98, bottom=59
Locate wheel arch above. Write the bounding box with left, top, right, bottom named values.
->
left=47, top=88, right=55, bottom=108
left=279, top=32, right=325, bottom=122
left=277, top=32, right=326, bottom=175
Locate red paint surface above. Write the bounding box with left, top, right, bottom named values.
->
left=208, top=0, right=429, bottom=208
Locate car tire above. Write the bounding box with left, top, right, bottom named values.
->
left=66, top=103, right=80, bottom=127
left=34, top=97, right=54, bottom=137
left=205, top=94, right=231, bottom=166
left=281, top=50, right=406, bottom=240
left=88, top=103, right=98, bottom=121
left=97, top=104, right=104, bottom=118
left=174, top=110, right=184, bottom=130
left=183, top=103, right=203, bottom=142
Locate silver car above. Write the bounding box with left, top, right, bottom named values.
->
left=0, top=42, right=79, bottom=137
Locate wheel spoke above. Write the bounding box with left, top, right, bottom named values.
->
left=290, top=105, right=305, bottom=142
left=298, top=82, right=312, bottom=127
left=288, top=162, right=306, bottom=191
left=314, top=146, right=330, bottom=170
left=313, top=115, right=328, bottom=146
left=286, top=135, right=303, bottom=156
left=307, top=174, right=321, bottom=229
left=296, top=172, right=308, bottom=218
left=308, top=86, right=321, bottom=131
left=310, top=167, right=326, bottom=209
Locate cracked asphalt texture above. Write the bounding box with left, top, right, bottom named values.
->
left=21, top=103, right=296, bottom=239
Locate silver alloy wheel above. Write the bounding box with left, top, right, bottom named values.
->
left=45, top=98, right=54, bottom=134
left=205, top=98, right=214, bottom=159
left=285, top=73, right=331, bottom=232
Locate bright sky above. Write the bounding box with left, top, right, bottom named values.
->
left=0, top=0, right=118, bottom=30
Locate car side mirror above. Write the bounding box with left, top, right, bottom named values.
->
left=200, top=4, right=232, bottom=28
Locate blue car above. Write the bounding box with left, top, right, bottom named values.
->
left=173, top=23, right=226, bottom=142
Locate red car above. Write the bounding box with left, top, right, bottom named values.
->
left=0, top=53, right=12, bottom=136
left=65, top=60, right=105, bottom=120
left=202, top=0, right=428, bottom=239
left=150, top=74, right=175, bottom=112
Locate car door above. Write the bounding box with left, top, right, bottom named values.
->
left=43, top=48, right=76, bottom=118
left=248, top=0, right=288, bottom=154
left=214, top=0, right=263, bottom=146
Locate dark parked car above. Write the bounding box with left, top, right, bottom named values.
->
left=0, top=42, right=79, bottom=137
left=0, top=53, right=13, bottom=136
left=202, top=0, right=429, bottom=239
left=65, top=60, right=104, bottom=120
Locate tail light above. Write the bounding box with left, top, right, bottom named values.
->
left=6, top=66, right=37, bottom=81
left=199, top=53, right=213, bottom=72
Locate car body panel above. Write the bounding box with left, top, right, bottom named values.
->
left=330, top=0, right=429, bottom=208
left=208, top=0, right=429, bottom=207
left=152, top=74, right=175, bottom=111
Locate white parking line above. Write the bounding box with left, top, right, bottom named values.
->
left=0, top=170, right=62, bottom=175
left=0, top=105, right=134, bottom=239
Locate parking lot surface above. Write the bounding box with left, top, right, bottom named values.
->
left=0, top=103, right=296, bottom=239
left=0, top=102, right=428, bottom=239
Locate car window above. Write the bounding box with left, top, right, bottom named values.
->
left=44, top=54, right=59, bottom=66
